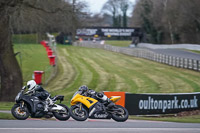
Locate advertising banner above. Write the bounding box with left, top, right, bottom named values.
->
left=76, top=27, right=140, bottom=37
left=125, top=93, right=200, bottom=115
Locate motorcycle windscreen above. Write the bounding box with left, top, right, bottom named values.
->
left=110, top=96, right=121, bottom=103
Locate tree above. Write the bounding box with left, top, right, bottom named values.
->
left=119, top=0, right=131, bottom=27
left=131, top=0, right=200, bottom=44
left=0, top=0, right=78, bottom=101
left=0, top=0, right=23, bottom=101
left=102, top=0, right=120, bottom=27
left=102, top=0, right=131, bottom=27
left=10, top=0, right=77, bottom=41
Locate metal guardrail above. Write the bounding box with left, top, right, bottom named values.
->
left=73, top=42, right=200, bottom=72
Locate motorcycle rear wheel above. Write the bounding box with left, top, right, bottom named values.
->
left=11, top=104, right=30, bottom=120
left=53, top=104, right=70, bottom=121
left=70, top=105, right=88, bottom=121
left=112, top=105, right=129, bottom=122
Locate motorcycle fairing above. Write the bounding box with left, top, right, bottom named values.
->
left=17, top=95, right=34, bottom=113
left=71, top=94, right=98, bottom=108
left=88, top=102, right=111, bottom=119
left=18, top=95, right=45, bottom=117
left=51, top=104, right=65, bottom=111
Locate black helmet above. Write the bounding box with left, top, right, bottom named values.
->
left=96, top=92, right=104, bottom=98
left=78, top=85, right=88, bottom=92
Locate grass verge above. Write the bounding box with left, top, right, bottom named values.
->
left=190, top=50, right=200, bottom=54
left=105, top=40, right=131, bottom=47
left=55, top=45, right=200, bottom=94
left=0, top=112, right=15, bottom=120
left=14, top=44, right=51, bottom=84
left=0, top=102, right=14, bottom=110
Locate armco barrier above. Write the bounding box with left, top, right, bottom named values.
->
left=125, top=93, right=200, bottom=115
left=73, top=42, right=200, bottom=72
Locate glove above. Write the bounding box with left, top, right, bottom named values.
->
left=26, top=90, right=35, bottom=94
left=88, top=89, right=96, bottom=95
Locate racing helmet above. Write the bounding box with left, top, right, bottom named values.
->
left=96, top=92, right=108, bottom=101
left=27, top=80, right=36, bottom=91
left=96, top=92, right=104, bottom=98
left=78, top=85, right=88, bottom=92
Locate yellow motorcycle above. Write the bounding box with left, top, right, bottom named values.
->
left=69, top=91, right=129, bottom=122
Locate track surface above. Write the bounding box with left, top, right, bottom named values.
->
left=1, top=119, right=200, bottom=128
left=148, top=49, right=200, bottom=60
left=0, top=119, right=200, bottom=133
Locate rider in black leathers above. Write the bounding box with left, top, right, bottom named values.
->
left=31, top=85, right=49, bottom=101
left=26, top=80, right=50, bottom=111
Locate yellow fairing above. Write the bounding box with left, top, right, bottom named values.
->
left=71, top=94, right=98, bottom=108
left=110, top=96, right=121, bottom=103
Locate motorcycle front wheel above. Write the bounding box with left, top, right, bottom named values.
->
left=53, top=104, right=70, bottom=121
left=11, top=104, right=30, bottom=120
left=69, top=105, right=88, bottom=121
left=112, top=105, right=129, bottom=122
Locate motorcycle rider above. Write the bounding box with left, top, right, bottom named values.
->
left=26, top=80, right=50, bottom=112
left=78, top=85, right=115, bottom=107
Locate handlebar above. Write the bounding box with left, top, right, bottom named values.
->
left=25, top=90, right=35, bottom=95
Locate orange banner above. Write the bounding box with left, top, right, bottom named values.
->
left=104, top=92, right=125, bottom=107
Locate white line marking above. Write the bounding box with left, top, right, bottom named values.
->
left=0, top=128, right=200, bottom=129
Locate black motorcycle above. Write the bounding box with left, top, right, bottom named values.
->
left=11, top=86, right=70, bottom=121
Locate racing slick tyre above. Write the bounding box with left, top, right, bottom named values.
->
left=53, top=104, right=70, bottom=121
left=112, top=105, right=129, bottom=122
left=70, top=105, right=88, bottom=121
left=11, top=104, right=30, bottom=120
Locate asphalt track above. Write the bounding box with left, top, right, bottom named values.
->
left=0, top=119, right=200, bottom=133
left=148, top=49, right=200, bottom=60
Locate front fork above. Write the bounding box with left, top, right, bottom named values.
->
left=74, top=103, right=83, bottom=112
left=79, top=103, right=82, bottom=111
left=19, top=101, right=25, bottom=111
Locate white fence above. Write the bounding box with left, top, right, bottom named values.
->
left=73, top=42, right=200, bottom=72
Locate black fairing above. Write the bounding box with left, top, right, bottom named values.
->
left=17, top=94, right=45, bottom=118
left=54, top=95, right=64, bottom=102
left=17, top=95, right=34, bottom=113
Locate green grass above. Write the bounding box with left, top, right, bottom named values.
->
left=14, top=44, right=52, bottom=84
left=0, top=102, right=14, bottom=110
left=129, top=115, right=200, bottom=123
left=190, top=50, right=200, bottom=54
left=48, top=45, right=200, bottom=101
left=105, top=40, right=132, bottom=47
left=0, top=112, right=15, bottom=120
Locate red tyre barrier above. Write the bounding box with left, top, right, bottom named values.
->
left=45, top=45, right=51, bottom=51
left=34, top=71, right=44, bottom=85
left=47, top=50, right=53, bottom=56
left=48, top=55, right=56, bottom=66
left=40, top=40, right=48, bottom=47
